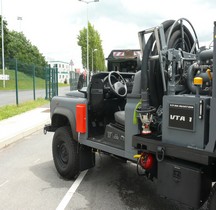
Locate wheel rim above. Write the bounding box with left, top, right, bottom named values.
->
left=57, top=141, right=69, bottom=165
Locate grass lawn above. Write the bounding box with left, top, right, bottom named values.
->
left=0, top=69, right=45, bottom=90
left=0, top=98, right=49, bottom=121
left=0, top=69, right=69, bottom=90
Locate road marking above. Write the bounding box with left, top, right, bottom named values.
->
left=56, top=170, right=88, bottom=210
left=0, top=180, right=9, bottom=187
left=34, top=159, right=40, bottom=164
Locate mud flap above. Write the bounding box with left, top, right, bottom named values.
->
left=79, top=145, right=95, bottom=171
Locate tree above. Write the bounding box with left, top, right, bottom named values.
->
left=0, top=16, right=47, bottom=79
left=7, top=31, right=46, bottom=66
left=7, top=31, right=47, bottom=78
left=0, top=16, right=10, bottom=60
left=77, top=22, right=106, bottom=72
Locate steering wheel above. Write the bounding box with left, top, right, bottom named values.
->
left=108, top=71, right=127, bottom=98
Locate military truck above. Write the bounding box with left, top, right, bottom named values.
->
left=44, top=18, right=216, bottom=209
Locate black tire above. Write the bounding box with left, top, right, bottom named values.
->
left=52, top=126, right=79, bottom=179
left=207, top=183, right=216, bottom=210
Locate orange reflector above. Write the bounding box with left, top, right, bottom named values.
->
left=76, top=104, right=86, bottom=133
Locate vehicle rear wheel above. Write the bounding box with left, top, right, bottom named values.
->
left=207, top=183, right=216, bottom=210
left=52, top=126, right=79, bottom=179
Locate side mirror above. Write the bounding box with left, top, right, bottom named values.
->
left=77, top=74, right=85, bottom=90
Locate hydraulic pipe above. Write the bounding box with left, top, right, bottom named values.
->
left=140, top=34, right=154, bottom=109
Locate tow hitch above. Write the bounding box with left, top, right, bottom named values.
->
left=43, top=124, right=56, bottom=135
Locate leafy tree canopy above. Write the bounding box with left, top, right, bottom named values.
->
left=7, top=31, right=47, bottom=67
left=0, top=16, right=47, bottom=78
left=0, top=16, right=10, bottom=59
left=77, top=22, right=106, bottom=72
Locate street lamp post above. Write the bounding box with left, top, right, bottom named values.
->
left=78, top=0, right=99, bottom=85
left=17, top=16, right=23, bottom=32
left=92, top=48, right=97, bottom=73
left=1, top=0, right=5, bottom=88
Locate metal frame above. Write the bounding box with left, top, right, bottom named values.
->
left=138, top=18, right=199, bottom=94
left=206, top=21, right=216, bottom=152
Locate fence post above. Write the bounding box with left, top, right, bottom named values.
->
left=44, top=65, right=59, bottom=100
left=45, top=66, right=48, bottom=100
left=15, top=59, right=19, bottom=105
left=32, top=65, right=36, bottom=100
left=56, top=66, right=58, bottom=96
left=69, top=71, right=72, bottom=91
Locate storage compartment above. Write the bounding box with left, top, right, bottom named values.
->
left=157, top=159, right=211, bottom=208
left=162, top=95, right=210, bottom=149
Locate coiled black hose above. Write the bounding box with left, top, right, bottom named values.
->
left=141, top=19, right=198, bottom=108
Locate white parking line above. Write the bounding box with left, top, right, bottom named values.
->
left=0, top=180, right=9, bottom=187
left=56, top=170, right=88, bottom=210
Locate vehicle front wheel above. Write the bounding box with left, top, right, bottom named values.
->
left=52, top=126, right=79, bottom=179
left=207, top=183, right=216, bottom=210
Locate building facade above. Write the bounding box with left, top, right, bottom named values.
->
left=48, top=61, right=73, bottom=84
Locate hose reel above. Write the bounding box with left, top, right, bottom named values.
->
left=137, top=18, right=200, bottom=135
left=139, top=18, right=199, bottom=108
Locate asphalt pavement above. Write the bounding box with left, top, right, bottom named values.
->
left=0, top=87, right=70, bottom=107
left=0, top=129, right=190, bottom=210
left=0, top=91, right=208, bottom=209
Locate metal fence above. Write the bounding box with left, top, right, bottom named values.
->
left=0, top=58, right=85, bottom=106
left=69, top=71, right=87, bottom=90
left=0, top=58, right=58, bottom=106
left=70, top=71, right=80, bottom=90
left=45, top=65, right=58, bottom=99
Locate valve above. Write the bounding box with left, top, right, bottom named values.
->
left=139, top=113, right=153, bottom=134
left=137, top=106, right=156, bottom=135
left=194, top=77, right=203, bottom=97
left=206, top=68, right=212, bottom=81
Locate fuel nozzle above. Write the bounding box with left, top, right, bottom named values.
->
left=194, top=77, right=203, bottom=97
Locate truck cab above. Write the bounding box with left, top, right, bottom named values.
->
left=64, top=49, right=142, bottom=160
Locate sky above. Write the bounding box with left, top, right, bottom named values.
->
left=2, top=0, right=216, bottom=69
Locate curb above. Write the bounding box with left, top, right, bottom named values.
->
left=0, top=108, right=50, bottom=150
left=0, top=120, right=50, bottom=149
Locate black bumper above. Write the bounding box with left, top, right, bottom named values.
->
left=132, top=134, right=216, bottom=165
